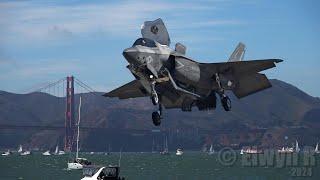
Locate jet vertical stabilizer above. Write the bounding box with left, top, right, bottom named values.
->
left=228, top=42, right=246, bottom=62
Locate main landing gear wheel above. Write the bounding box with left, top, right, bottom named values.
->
left=152, top=111, right=161, bottom=126
left=221, top=95, right=231, bottom=111
left=152, top=104, right=163, bottom=126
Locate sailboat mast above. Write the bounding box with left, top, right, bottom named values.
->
left=76, top=96, right=82, bottom=159
left=165, top=136, right=168, bottom=151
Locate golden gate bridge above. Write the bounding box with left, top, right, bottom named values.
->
left=12, top=76, right=98, bottom=152
left=0, top=76, right=268, bottom=151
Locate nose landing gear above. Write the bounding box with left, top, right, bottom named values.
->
left=151, top=81, right=159, bottom=105
left=150, top=79, right=162, bottom=126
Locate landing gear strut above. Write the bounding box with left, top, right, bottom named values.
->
left=150, top=77, right=162, bottom=126
left=215, top=73, right=232, bottom=111
left=220, top=94, right=231, bottom=111
left=150, top=81, right=159, bottom=105
left=152, top=104, right=162, bottom=126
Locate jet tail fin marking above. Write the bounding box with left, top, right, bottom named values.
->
left=228, top=42, right=246, bottom=62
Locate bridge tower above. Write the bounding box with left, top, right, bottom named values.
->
left=65, top=76, right=76, bottom=152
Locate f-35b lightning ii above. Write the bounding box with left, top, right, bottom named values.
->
left=104, top=18, right=283, bottom=126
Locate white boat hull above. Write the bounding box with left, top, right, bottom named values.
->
left=1, top=152, right=10, bottom=156
left=58, top=151, right=65, bottom=155
left=20, top=151, right=31, bottom=156
left=68, top=162, right=83, bottom=170
left=176, top=150, right=183, bottom=156
left=42, top=151, right=51, bottom=156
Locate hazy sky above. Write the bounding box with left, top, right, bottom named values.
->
left=0, top=0, right=319, bottom=96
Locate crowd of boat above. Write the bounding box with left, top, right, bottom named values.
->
left=239, top=140, right=320, bottom=154
left=0, top=144, right=65, bottom=156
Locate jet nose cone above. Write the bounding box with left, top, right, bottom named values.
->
left=123, top=48, right=137, bottom=63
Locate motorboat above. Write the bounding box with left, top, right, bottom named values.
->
left=176, top=148, right=183, bottom=156
left=1, top=150, right=11, bottom=156
left=42, top=150, right=51, bottom=156
left=58, top=150, right=66, bottom=155
left=68, top=158, right=92, bottom=170
left=67, top=96, right=92, bottom=170
left=81, top=166, right=125, bottom=180
left=240, top=147, right=263, bottom=154
left=278, top=147, right=294, bottom=153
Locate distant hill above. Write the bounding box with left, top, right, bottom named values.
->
left=0, top=79, right=319, bottom=151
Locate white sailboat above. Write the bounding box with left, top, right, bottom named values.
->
left=18, top=145, right=31, bottom=156
left=295, top=140, right=300, bottom=153
left=67, top=96, right=91, bottom=170
left=208, top=144, right=214, bottom=155
left=54, top=145, right=65, bottom=155
left=18, top=145, right=22, bottom=153
left=315, top=143, right=319, bottom=154
left=42, top=150, right=51, bottom=156
left=160, top=136, right=169, bottom=155
left=151, top=138, right=157, bottom=153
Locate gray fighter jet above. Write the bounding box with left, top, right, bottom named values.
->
left=104, top=18, right=283, bottom=126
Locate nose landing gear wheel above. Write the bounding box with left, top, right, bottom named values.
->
left=152, top=111, right=161, bottom=126
left=221, top=95, right=231, bottom=111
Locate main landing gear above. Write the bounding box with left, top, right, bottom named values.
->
left=220, top=94, right=231, bottom=111
left=215, top=73, right=232, bottom=111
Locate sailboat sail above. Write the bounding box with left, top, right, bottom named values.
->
left=295, top=140, right=300, bottom=153
left=208, top=144, right=214, bottom=154
left=55, top=145, right=59, bottom=154
left=18, top=145, right=22, bottom=153
left=315, top=143, right=319, bottom=152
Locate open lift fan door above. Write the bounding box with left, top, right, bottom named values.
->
left=141, top=18, right=170, bottom=46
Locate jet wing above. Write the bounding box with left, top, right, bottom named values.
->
left=103, top=80, right=148, bottom=99
left=200, top=59, right=283, bottom=98
left=200, top=59, right=283, bottom=76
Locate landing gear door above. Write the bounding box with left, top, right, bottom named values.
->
left=141, top=18, right=171, bottom=46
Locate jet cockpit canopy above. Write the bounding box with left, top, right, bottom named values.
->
left=132, top=38, right=157, bottom=48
